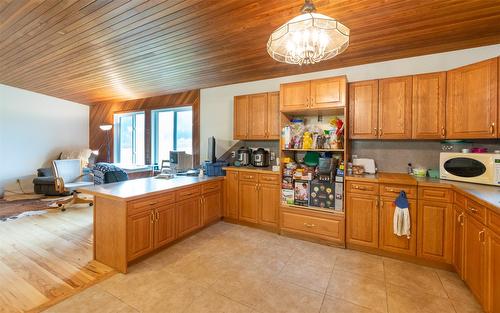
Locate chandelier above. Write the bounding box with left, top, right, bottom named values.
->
left=267, top=0, right=350, bottom=65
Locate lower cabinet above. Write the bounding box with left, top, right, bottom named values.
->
left=346, top=193, right=379, bottom=248
left=379, top=197, right=417, bottom=256
left=464, top=214, right=487, bottom=305
left=176, top=196, right=202, bottom=237
left=452, top=204, right=465, bottom=278
left=487, top=231, right=500, bottom=313
left=127, top=210, right=155, bottom=261
left=203, top=191, right=222, bottom=224
left=239, top=180, right=259, bottom=223
left=417, top=200, right=453, bottom=263
left=258, top=183, right=279, bottom=227
left=225, top=171, right=239, bottom=219
left=154, top=204, right=176, bottom=248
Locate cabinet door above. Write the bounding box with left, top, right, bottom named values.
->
left=378, top=76, right=412, bottom=139
left=412, top=72, right=446, bottom=139
left=417, top=200, right=453, bottom=263
left=348, top=80, right=378, bottom=139
left=203, top=191, right=222, bottom=225
left=225, top=171, right=239, bottom=219
left=346, top=193, right=379, bottom=248
left=154, top=204, right=176, bottom=248
left=127, top=210, right=154, bottom=261
left=487, top=231, right=500, bottom=313
left=310, top=76, right=346, bottom=108
left=446, top=58, right=498, bottom=139
left=176, top=197, right=202, bottom=237
left=280, top=81, right=310, bottom=111
left=379, top=197, right=417, bottom=256
left=258, top=183, right=279, bottom=227
left=239, top=181, right=259, bottom=223
left=464, top=214, right=487, bottom=305
left=234, top=95, right=249, bottom=139
left=267, top=92, right=280, bottom=139
left=248, top=93, right=268, bottom=139
left=452, top=205, right=465, bottom=278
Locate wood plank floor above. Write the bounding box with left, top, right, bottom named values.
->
left=0, top=205, right=115, bottom=313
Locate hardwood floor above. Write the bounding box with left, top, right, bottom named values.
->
left=0, top=205, right=114, bottom=313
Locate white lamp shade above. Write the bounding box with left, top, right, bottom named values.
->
left=99, top=124, right=112, bottom=131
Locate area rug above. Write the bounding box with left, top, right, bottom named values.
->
left=0, top=198, right=57, bottom=221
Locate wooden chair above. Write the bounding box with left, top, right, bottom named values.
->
left=53, top=159, right=94, bottom=211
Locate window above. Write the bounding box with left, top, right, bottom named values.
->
left=114, top=111, right=145, bottom=165
left=152, top=107, right=192, bottom=165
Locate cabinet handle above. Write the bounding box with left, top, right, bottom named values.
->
left=244, top=175, right=254, bottom=179
left=479, top=230, right=485, bottom=243
left=375, top=199, right=379, bottom=208
left=149, top=202, right=157, bottom=206
left=310, top=97, right=314, bottom=105
left=440, top=127, right=446, bottom=137
left=490, top=123, right=495, bottom=134
left=458, top=212, right=464, bottom=225
left=352, top=185, right=366, bottom=190
left=468, top=207, right=478, bottom=214
left=303, top=222, right=316, bottom=228
left=387, top=188, right=396, bottom=192
left=373, top=128, right=378, bottom=136
left=150, top=211, right=155, bottom=223
left=155, top=210, right=159, bottom=221
left=379, top=128, right=383, bottom=136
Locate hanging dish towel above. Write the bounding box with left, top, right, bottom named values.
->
left=393, top=191, right=411, bottom=239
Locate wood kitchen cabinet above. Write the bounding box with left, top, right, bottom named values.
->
left=224, top=171, right=239, bottom=220
left=453, top=204, right=465, bottom=278
left=379, top=197, right=417, bottom=256
left=348, top=80, right=378, bottom=139
left=202, top=191, right=222, bottom=225
left=239, top=180, right=259, bottom=223
left=417, top=200, right=453, bottom=263
left=127, top=210, right=155, bottom=261
left=154, top=204, right=176, bottom=248
left=258, top=182, right=279, bottom=227
left=234, top=92, right=279, bottom=140
left=464, top=213, right=487, bottom=305
left=176, top=196, right=202, bottom=238
left=446, top=58, right=498, bottom=139
left=346, top=193, right=379, bottom=248
left=412, top=72, right=446, bottom=139
left=487, top=230, right=500, bottom=313
left=378, top=76, right=412, bottom=139
left=280, top=76, right=347, bottom=112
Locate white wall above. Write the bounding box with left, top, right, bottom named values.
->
left=0, top=84, right=89, bottom=194
left=200, top=44, right=500, bottom=162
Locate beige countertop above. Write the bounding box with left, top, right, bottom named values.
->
left=223, top=166, right=280, bottom=174
left=79, top=176, right=223, bottom=201
left=346, top=172, right=500, bottom=212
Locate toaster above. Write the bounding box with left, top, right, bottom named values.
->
left=353, top=158, right=377, bottom=174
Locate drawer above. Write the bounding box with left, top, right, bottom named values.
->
left=176, top=185, right=201, bottom=202
left=488, top=210, right=500, bottom=235
left=346, top=181, right=378, bottom=195
left=128, top=192, right=175, bottom=215
left=202, top=180, right=221, bottom=194
left=281, top=211, right=343, bottom=240
left=380, top=184, right=417, bottom=199
left=259, top=173, right=279, bottom=184
left=418, top=187, right=452, bottom=202
left=465, top=198, right=487, bottom=224
left=454, top=192, right=466, bottom=209
left=239, top=172, right=258, bottom=182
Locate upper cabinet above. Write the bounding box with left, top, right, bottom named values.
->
left=378, top=76, right=413, bottom=139
left=233, top=92, right=279, bottom=140
left=446, top=58, right=498, bottom=139
left=348, top=80, right=378, bottom=139
left=280, top=76, right=347, bottom=112
left=412, top=72, right=446, bottom=139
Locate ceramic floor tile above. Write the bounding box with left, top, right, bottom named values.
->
left=436, top=269, right=480, bottom=306
left=386, top=283, right=456, bottom=313
left=183, top=289, right=254, bottom=313
left=326, top=269, right=387, bottom=313
left=257, top=278, right=324, bottom=313
left=334, top=250, right=385, bottom=281
left=450, top=299, right=485, bottom=313
left=384, top=258, right=447, bottom=298
left=320, top=296, right=377, bottom=313
left=278, top=259, right=333, bottom=293
left=43, top=285, right=138, bottom=313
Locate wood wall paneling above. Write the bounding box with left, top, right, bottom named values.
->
left=89, top=90, right=200, bottom=165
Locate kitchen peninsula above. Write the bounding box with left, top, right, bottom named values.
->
left=80, top=176, right=223, bottom=273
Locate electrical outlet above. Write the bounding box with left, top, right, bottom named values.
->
left=231, top=151, right=236, bottom=158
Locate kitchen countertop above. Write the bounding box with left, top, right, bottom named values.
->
left=79, top=176, right=223, bottom=201
left=223, top=166, right=280, bottom=174
left=346, top=172, right=500, bottom=212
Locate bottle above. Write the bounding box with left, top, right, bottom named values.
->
left=407, top=163, right=413, bottom=175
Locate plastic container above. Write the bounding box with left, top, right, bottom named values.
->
left=203, top=161, right=228, bottom=177
left=412, top=167, right=427, bottom=177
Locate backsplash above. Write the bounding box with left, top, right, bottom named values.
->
left=351, top=140, right=500, bottom=173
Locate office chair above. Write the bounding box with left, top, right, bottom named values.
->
left=53, top=159, right=94, bottom=211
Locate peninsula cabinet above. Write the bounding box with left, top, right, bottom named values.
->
left=348, top=80, right=378, bottom=139
left=412, top=72, right=446, bottom=139
left=446, top=58, right=498, bottom=139
left=378, top=76, right=413, bottom=139
left=280, top=76, right=347, bottom=112
left=233, top=92, right=279, bottom=140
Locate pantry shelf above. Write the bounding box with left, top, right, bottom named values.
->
left=281, top=204, right=345, bottom=216
left=282, top=148, right=344, bottom=152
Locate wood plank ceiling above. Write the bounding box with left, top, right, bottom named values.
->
left=1, top=0, right=500, bottom=105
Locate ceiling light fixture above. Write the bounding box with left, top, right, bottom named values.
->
left=267, top=0, right=350, bottom=65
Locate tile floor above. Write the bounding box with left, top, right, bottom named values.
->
left=44, top=222, right=484, bottom=313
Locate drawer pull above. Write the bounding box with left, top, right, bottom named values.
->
left=149, top=202, right=158, bottom=206
left=468, top=207, right=478, bottom=213
left=182, top=192, right=194, bottom=196
left=387, top=188, right=396, bottom=192
left=352, top=185, right=366, bottom=190
left=244, top=175, right=254, bottom=179
left=303, top=222, right=316, bottom=228
left=479, top=230, right=485, bottom=243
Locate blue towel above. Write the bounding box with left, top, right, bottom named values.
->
left=394, top=191, right=409, bottom=209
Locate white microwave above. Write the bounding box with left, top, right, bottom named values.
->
left=440, top=152, right=500, bottom=186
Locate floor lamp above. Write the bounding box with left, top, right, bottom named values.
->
left=99, top=124, right=113, bottom=163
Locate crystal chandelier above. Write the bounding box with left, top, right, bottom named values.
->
left=267, top=0, right=350, bottom=65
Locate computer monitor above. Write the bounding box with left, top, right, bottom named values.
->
left=169, top=151, right=193, bottom=172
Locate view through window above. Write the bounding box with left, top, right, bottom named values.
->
left=113, top=111, right=145, bottom=165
